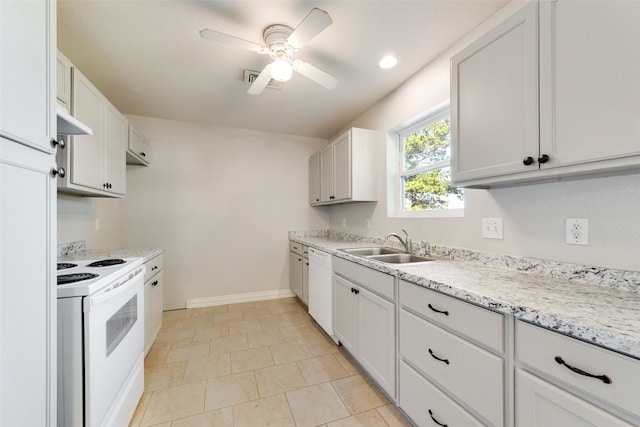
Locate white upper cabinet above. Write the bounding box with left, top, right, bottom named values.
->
left=56, top=51, right=72, bottom=113
left=538, top=0, right=640, bottom=171
left=308, top=152, right=321, bottom=204
left=56, top=68, right=126, bottom=197
left=312, top=127, right=378, bottom=205
left=0, top=0, right=56, bottom=152
left=451, top=1, right=538, bottom=184
left=452, top=0, right=640, bottom=188
left=126, top=124, right=151, bottom=166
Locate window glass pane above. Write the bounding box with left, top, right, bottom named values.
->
left=403, top=117, right=451, bottom=170
left=402, top=167, right=463, bottom=211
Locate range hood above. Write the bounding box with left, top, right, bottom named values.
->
left=57, top=106, right=92, bottom=135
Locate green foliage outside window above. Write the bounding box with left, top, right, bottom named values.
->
left=401, top=117, right=463, bottom=211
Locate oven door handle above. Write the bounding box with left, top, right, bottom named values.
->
left=85, top=267, right=145, bottom=312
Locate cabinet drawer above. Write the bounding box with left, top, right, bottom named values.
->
left=399, top=361, right=483, bottom=427
left=289, top=241, right=303, bottom=256
left=144, top=253, right=163, bottom=282
left=400, top=280, right=504, bottom=352
left=517, top=321, right=640, bottom=419
left=333, top=257, right=394, bottom=300
left=400, top=309, right=504, bottom=426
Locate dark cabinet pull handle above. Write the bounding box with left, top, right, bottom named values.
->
left=538, top=154, right=550, bottom=164
left=51, top=167, right=65, bottom=178
left=428, top=409, right=448, bottom=427
left=522, top=156, right=534, bottom=166
left=140, top=152, right=146, bottom=157
left=354, top=288, right=359, bottom=295
left=151, top=280, right=158, bottom=287
left=428, top=303, right=449, bottom=316
left=554, top=356, right=611, bottom=384
left=428, top=349, right=449, bottom=365
left=152, top=265, right=158, bottom=271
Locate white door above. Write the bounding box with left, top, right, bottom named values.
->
left=357, top=287, right=395, bottom=398
left=332, top=131, right=351, bottom=201
left=104, top=102, right=127, bottom=194
left=516, top=370, right=634, bottom=427
left=319, top=144, right=334, bottom=202
left=0, top=139, right=56, bottom=426
left=539, top=0, right=640, bottom=169
left=451, top=1, right=539, bottom=182
left=0, top=0, right=55, bottom=152
left=308, top=152, right=321, bottom=204
left=332, top=276, right=357, bottom=355
left=289, top=252, right=303, bottom=299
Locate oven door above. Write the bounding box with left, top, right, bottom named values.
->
left=83, top=268, right=144, bottom=427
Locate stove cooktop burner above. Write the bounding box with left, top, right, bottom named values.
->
left=87, top=259, right=126, bottom=268
left=57, top=263, right=77, bottom=271
left=57, top=273, right=99, bottom=285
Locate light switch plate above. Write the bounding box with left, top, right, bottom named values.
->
left=482, top=218, right=503, bottom=239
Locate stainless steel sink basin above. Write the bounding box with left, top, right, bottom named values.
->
left=368, top=253, right=434, bottom=264
left=340, top=247, right=404, bottom=256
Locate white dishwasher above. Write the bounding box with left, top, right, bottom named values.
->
left=308, top=248, right=336, bottom=341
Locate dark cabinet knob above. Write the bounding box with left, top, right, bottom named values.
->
left=538, top=154, right=550, bottom=164
left=140, top=152, right=146, bottom=157
left=51, top=137, right=66, bottom=149
left=51, top=167, right=65, bottom=178
left=522, top=156, right=534, bottom=166
left=103, top=183, right=113, bottom=189
left=316, top=198, right=319, bottom=202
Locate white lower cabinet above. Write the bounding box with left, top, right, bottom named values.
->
left=143, top=254, right=164, bottom=355
left=289, top=242, right=309, bottom=305
left=516, top=321, right=640, bottom=426
left=398, top=280, right=506, bottom=426
left=333, top=258, right=395, bottom=399
left=400, top=361, right=484, bottom=427
left=516, top=370, right=634, bottom=427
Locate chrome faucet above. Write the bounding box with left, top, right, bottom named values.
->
left=385, top=229, right=412, bottom=253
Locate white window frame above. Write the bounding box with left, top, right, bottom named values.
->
left=388, top=102, right=463, bottom=218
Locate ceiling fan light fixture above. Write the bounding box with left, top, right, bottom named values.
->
left=379, top=55, right=398, bottom=69
left=271, top=58, right=293, bottom=82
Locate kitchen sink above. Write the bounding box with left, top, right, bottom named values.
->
left=368, top=253, right=434, bottom=264
left=339, top=247, right=404, bottom=256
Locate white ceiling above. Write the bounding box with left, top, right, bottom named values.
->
left=58, top=0, right=508, bottom=139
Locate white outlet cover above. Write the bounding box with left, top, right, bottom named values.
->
left=566, top=218, right=588, bottom=245
left=482, top=218, right=503, bottom=239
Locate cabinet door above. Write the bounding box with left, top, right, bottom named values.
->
left=539, top=1, right=640, bottom=169
left=57, top=51, right=72, bottom=113
left=0, top=0, right=55, bottom=152
left=332, top=131, right=351, bottom=201
left=70, top=69, right=105, bottom=190
left=332, top=275, right=357, bottom=355
left=358, top=287, right=395, bottom=398
left=289, top=252, right=303, bottom=299
left=151, top=272, right=164, bottom=342
left=516, top=370, right=634, bottom=427
left=308, top=152, right=321, bottom=204
left=104, top=102, right=126, bottom=195
left=1, top=139, right=56, bottom=427
left=451, top=1, right=539, bottom=183
left=319, top=145, right=334, bottom=202
left=302, top=258, right=309, bottom=306
left=144, top=281, right=153, bottom=355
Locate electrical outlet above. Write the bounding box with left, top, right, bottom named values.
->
left=342, top=218, right=347, bottom=228
left=95, top=218, right=101, bottom=231
left=482, top=218, right=503, bottom=239
left=566, top=218, right=588, bottom=245
left=365, top=218, right=371, bottom=229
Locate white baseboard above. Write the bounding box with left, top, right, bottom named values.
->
left=186, top=289, right=296, bottom=308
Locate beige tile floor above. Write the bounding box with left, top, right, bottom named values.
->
left=129, top=297, right=413, bottom=427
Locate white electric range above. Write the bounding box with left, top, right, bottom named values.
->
left=57, top=256, right=146, bottom=427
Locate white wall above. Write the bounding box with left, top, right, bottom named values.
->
left=328, top=1, right=640, bottom=272
left=58, top=194, right=121, bottom=250
left=119, top=116, right=329, bottom=309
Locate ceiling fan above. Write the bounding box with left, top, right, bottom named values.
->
left=200, top=7, right=339, bottom=95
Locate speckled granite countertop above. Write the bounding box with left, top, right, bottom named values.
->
left=290, top=231, right=640, bottom=360
left=58, top=240, right=163, bottom=263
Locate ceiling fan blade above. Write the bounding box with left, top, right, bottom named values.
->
left=293, top=60, right=338, bottom=89
left=199, top=29, right=265, bottom=53
left=287, top=8, right=332, bottom=49
left=247, top=64, right=273, bottom=95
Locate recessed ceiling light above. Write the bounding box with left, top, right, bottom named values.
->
left=379, top=55, right=398, bottom=69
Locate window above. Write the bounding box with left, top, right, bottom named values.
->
left=396, top=105, right=463, bottom=215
